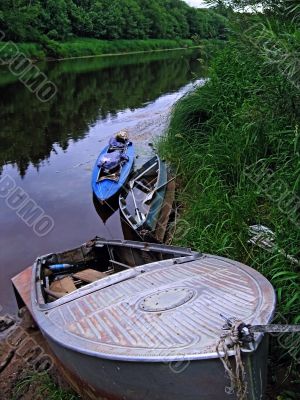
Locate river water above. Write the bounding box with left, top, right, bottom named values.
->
left=0, top=49, right=205, bottom=314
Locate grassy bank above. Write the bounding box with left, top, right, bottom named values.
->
left=0, top=38, right=201, bottom=62
left=13, top=372, right=79, bottom=400
left=159, top=22, right=300, bottom=397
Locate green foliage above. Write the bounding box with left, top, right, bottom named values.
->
left=206, top=0, right=300, bottom=22
left=0, top=0, right=42, bottom=42
left=0, top=38, right=198, bottom=61
left=0, top=0, right=227, bottom=43
left=0, top=41, right=45, bottom=61
left=159, top=2, right=300, bottom=373
left=51, top=38, right=195, bottom=58
left=40, top=0, right=72, bottom=41
left=13, top=371, right=79, bottom=400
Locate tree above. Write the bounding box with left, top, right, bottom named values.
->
left=0, top=0, right=228, bottom=42
left=0, top=0, right=42, bottom=42
left=39, top=0, right=71, bottom=40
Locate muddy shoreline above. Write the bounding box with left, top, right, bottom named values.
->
left=0, top=311, right=77, bottom=400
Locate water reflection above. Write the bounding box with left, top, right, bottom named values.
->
left=0, top=50, right=202, bottom=178
left=93, top=194, right=119, bottom=225
left=0, top=49, right=204, bottom=313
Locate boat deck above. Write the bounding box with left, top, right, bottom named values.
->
left=35, top=254, right=275, bottom=361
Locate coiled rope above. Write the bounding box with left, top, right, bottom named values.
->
left=217, top=315, right=300, bottom=399
left=216, top=319, right=248, bottom=400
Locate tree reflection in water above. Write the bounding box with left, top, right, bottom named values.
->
left=0, top=49, right=203, bottom=177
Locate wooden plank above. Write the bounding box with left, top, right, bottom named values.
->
left=11, top=266, right=33, bottom=313
left=50, top=277, right=76, bottom=294
left=73, top=269, right=106, bottom=283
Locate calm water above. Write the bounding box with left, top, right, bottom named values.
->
left=0, top=49, right=205, bottom=314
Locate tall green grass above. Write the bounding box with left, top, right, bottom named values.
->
left=0, top=38, right=198, bottom=62
left=159, top=27, right=300, bottom=371
left=13, top=372, right=79, bottom=400
left=52, top=38, right=195, bottom=58
left=0, top=42, right=46, bottom=61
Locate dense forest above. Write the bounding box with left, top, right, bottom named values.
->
left=0, top=0, right=226, bottom=43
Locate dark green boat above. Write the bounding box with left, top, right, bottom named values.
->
left=119, top=155, right=169, bottom=236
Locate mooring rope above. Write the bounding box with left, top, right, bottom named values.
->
left=217, top=315, right=300, bottom=399
left=216, top=320, right=248, bottom=400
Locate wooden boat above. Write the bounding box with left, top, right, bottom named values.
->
left=29, top=237, right=276, bottom=400
left=92, top=143, right=134, bottom=203
left=119, top=156, right=173, bottom=240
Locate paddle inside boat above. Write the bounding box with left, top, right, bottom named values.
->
left=92, top=131, right=134, bottom=203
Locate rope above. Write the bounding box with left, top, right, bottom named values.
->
left=251, top=324, right=300, bottom=333
left=216, top=316, right=300, bottom=399
left=216, top=320, right=248, bottom=400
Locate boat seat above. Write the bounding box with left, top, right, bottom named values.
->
left=49, top=277, right=77, bottom=295
left=73, top=269, right=107, bottom=283
left=98, top=173, right=119, bottom=183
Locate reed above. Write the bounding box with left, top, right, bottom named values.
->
left=159, top=22, right=300, bottom=376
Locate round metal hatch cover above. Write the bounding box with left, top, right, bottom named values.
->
left=139, top=287, right=195, bottom=312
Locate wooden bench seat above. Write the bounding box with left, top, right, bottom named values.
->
left=73, top=269, right=107, bottom=283
left=49, top=276, right=77, bottom=295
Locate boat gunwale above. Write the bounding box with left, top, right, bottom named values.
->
left=43, top=327, right=267, bottom=363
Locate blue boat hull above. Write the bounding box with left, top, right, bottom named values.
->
left=92, top=144, right=134, bottom=202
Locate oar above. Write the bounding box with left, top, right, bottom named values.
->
left=129, top=181, right=144, bottom=224
left=143, top=177, right=175, bottom=205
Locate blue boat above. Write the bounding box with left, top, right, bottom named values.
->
left=92, top=143, right=134, bottom=203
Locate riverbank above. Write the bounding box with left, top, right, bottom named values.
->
left=0, top=313, right=79, bottom=400
left=0, top=38, right=207, bottom=62
left=159, top=19, right=300, bottom=399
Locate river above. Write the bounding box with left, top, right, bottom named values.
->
left=0, top=49, right=205, bottom=314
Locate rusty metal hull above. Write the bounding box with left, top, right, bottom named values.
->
left=44, top=332, right=269, bottom=400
